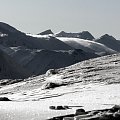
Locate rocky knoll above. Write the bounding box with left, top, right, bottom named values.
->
left=48, top=105, right=120, bottom=120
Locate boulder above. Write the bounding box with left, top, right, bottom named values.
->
left=44, top=82, right=60, bottom=89
left=75, top=109, right=86, bottom=115
left=49, top=106, right=56, bottom=110
left=0, top=97, right=11, bottom=101
left=46, top=69, right=58, bottom=76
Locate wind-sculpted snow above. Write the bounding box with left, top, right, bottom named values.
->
left=57, top=37, right=116, bottom=55
left=0, top=54, right=120, bottom=119
left=0, top=53, right=120, bottom=101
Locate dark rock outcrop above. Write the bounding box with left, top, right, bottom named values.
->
left=0, top=97, right=11, bottom=101
left=43, top=82, right=60, bottom=89
left=48, top=105, right=120, bottom=120
left=49, top=106, right=70, bottom=110
left=38, top=29, right=54, bottom=35
left=0, top=45, right=31, bottom=80
left=95, top=34, right=120, bottom=52
left=56, top=31, right=94, bottom=40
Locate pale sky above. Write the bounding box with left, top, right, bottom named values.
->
left=0, top=0, right=120, bottom=39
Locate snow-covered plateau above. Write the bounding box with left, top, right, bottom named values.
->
left=0, top=53, right=120, bottom=120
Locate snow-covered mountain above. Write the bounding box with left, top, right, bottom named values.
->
left=0, top=22, right=119, bottom=80
left=0, top=22, right=102, bottom=78
left=56, top=31, right=95, bottom=40
left=0, top=22, right=72, bottom=50
left=57, top=37, right=116, bottom=56
left=95, top=34, right=120, bottom=52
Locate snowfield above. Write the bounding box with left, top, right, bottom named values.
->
left=57, top=37, right=116, bottom=55
left=1, top=22, right=120, bottom=120
left=0, top=53, right=120, bottom=120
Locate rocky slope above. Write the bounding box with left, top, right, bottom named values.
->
left=95, top=34, right=120, bottom=52
left=56, top=31, right=94, bottom=40
left=0, top=45, right=31, bottom=80
left=0, top=45, right=99, bottom=77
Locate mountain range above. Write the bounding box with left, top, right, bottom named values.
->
left=0, top=22, right=119, bottom=80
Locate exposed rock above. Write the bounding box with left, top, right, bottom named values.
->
left=56, top=106, right=66, bottom=110
left=0, top=46, right=31, bottom=80
left=49, top=106, right=56, bottom=110
left=113, top=112, right=120, bottom=119
left=46, top=69, right=58, bottom=76
left=48, top=105, right=120, bottom=120
left=0, top=97, right=11, bottom=101
left=0, top=22, right=21, bottom=34
left=63, top=117, right=74, bottom=120
left=38, top=29, right=54, bottom=35
left=79, top=31, right=95, bottom=40
left=111, top=105, right=120, bottom=112
left=95, top=34, right=120, bottom=52
left=43, top=82, right=60, bottom=89
left=49, top=106, right=70, bottom=110
left=75, top=109, right=86, bottom=115
left=56, top=31, right=94, bottom=40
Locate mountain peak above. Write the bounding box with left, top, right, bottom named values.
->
left=38, top=29, right=54, bottom=35
left=56, top=31, right=94, bottom=40
left=100, top=34, right=116, bottom=40
left=0, top=22, right=19, bottom=34
left=79, top=31, right=94, bottom=40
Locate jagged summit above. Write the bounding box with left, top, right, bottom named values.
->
left=80, top=31, right=94, bottom=40
left=100, top=34, right=116, bottom=40
left=56, top=31, right=94, bottom=40
left=38, top=29, right=54, bottom=35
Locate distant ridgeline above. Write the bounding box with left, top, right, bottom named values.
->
left=0, top=22, right=119, bottom=80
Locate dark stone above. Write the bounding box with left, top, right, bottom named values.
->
left=44, top=82, right=60, bottom=89
left=75, top=109, right=86, bottom=115
left=46, top=69, right=58, bottom=76
left=89, top=110, right=100, bottom=115
left=64, top=106, right=70, bottom=109
left=99, top=112, right=114, bottom=120
left=38, top=29, right=54, bottom=35
left=56, top=106, right=65, bottom=110
left=113, top=112, right=120, bottom=119
left=0, top=97, right=11, bottom=101
left=110, top=105, right=120, bottom=112
left=49, top=106, right=56, bottom=110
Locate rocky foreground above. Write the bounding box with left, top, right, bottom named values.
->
left=48, top=105, right=120, bottom=120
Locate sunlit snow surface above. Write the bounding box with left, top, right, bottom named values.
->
left=57, top=37, right=116, bottom=54
left=0, top=54, right=120, bottom=120
left=26, top=33, right=54, bottom=38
